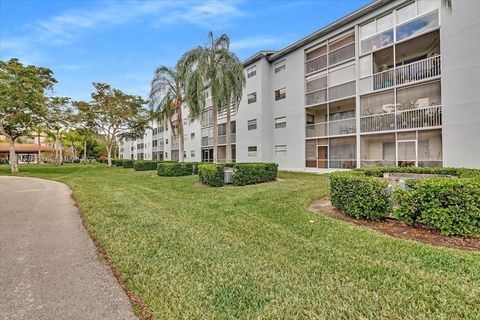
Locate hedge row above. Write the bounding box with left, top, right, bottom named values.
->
left=330, top=171, right=391, bottom=220
left=198, top=162, right=278, bottom=187
left=157, top=162, right=194, bottom=176
left=198, top=164, right=225, bottom=187
left=122, top=159, right=135, bottom=168
left=114, top=159, right=124, bottom=167
left=331, top=167, right=480, bottom=236
left=393, top=178, right=480, bottom=236
left=134, top=160, right=161, bottom=171
left=231, top=163, right=278, bottom=186
left=354, top=166, right=480, bottom=178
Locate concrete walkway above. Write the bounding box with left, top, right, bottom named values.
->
left=0, top=176, right=137, bottom=320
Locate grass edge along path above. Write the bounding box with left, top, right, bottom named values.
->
left=1, top=164, right=480, bottom=320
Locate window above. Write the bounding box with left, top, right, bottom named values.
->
left=248, top=146, right=257, bottom=157
left=166, top=139, right=169, bottom=144
left=275, top=145, right=287, bottom=156
left=275, top=116, right=287, bottom=129
left=247, top=92, right=257, bottom=104
left=248, top=119, right=257, bottom=130
left=191, top=133, right=195, bottom=140
left=191, top=150, right=195, bottom=157
left=153, top=140, right=158, bottom=147
left=165, top=152, right=168, bottom=159
left=274, top=60, right=286, bottom=73
left=396, top=10, right=439, bottom=42
left=275, top=88, right=286, bottom=101
left=247, top=65, right=256, bottom=78
left=306, top=114, right=315, bottom=125
left=397, top=2, right=416, bottom=24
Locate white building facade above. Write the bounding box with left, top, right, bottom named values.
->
left=120, top=0, right=480, bottom=170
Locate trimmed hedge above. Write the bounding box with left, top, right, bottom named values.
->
left=198, top=162, right=278, bottom=187
left=393, top=178, right=480, bottom=236
left=157, top=162, right=193, bottom=176
left=330, top=171, right=391, bottom=220
left=231, top=163, right=278, bottom=186
left=134, top=160, right=160, bottom=171
left=115, top=159, right=124, bottom=167
left=354, top=166, right=480, bottom=179
left=331, top=166, right=480, bottom=236
left=123, top=159, right=135, bottom=168
left=198, top=164, right=225, bottom=186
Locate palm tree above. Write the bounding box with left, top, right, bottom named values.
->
left=223, top=59, right=246, bottom=163
left=150, top=63, right=187, bottom=162
left=442, top=0, right=452, bottom=11
left=181, top=31, right=245, bottom=163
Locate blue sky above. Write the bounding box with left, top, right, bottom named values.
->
left=1, top=0, right=370, bottom=101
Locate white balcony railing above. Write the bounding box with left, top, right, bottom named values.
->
left=360, top=105, right=442, bottom=133
left=359, top=55, right=441, bottom=95
left=306, top=118, right=356, bottom=138
left=201, top=134, right=236, bottom=146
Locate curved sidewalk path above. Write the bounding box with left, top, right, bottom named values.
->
left=0, top=176, right=137, bottom=320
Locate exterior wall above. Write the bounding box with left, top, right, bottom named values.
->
left=119, top=0, right=480, bottom=170
left=440, top=0, right=480, bottom=168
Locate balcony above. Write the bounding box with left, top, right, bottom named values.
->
left=218, top=134, right=236, bottom=145
left=359, top=55, right=441, bottom=95
left=328, top=81, right=356, bottom=101
left=305, top=55, right=327, bottom=74
left=305, top=89, right=327, bottom=106
left=361, top=105, right=442, bottom=133
left=328, top=42, right=355, bottom=66
left=306, top=118, right=356, bottom=138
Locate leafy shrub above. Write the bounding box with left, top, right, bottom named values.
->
left=115, top=159, right=124, bottom=167
left=231, top=163, right=278, bottom=186
left=123, top=159, right=135, bottom=168
left=330, top=171, right=391, bottom=220
left=198, top=163, right=225, bottom=186
left=355, top=166, right=479, bottom=178
left=134, top=160, right=160, bottom=171
left=393, top=178, right=480, bottom=236
left=157, top=162, right=193, bottom=176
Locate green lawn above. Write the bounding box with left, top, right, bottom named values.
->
left=1, top=164, right=479, bottom=319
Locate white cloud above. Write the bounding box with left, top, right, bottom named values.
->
left=163, top=1, right=244, bottom=27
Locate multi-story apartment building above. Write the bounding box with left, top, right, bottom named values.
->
left=120, top=0, right=480, bottom=170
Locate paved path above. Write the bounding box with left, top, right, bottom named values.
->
left=0, top=176, right=137, bottom=320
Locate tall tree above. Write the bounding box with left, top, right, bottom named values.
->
left=47, top=97, right=72, bottom=165
left=222, top=56, right=246, bottom=163
left=0, top=58, right=56, bottom=173
left=150, top=63, right=187, bottom=162
left=181, top=32, right=243, bottom=163
left=72, top=100, right=96, bottom=163
left=77, top=82, right=150, bottom=167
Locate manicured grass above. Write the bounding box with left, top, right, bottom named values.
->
left=2, top=164, right=480, bottom=319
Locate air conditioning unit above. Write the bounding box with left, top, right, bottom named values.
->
left=224, top=167, right=234, bottom=184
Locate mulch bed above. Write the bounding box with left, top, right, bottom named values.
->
left=308, top=198, right=480, bottom=252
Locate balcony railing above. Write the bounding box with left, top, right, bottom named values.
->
left=328, top=80, right=356, bottom=101
left=360, top=105, right=442, bottom=133
left=306, top=89, right=327, bottom=106
left=306, top=118, right=356, bottom=138
left=218, top=134, right=236, bottom=145
left=359, top=55, right=441, bottom=95
left=328, top=42, right=355, bottom=66
left=201, top=134, right=236, bottom=146
left=305, top=55, right=327, bottom=74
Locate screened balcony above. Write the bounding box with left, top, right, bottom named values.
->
left=306, top=98, right=356, bottom=138
left=359, top=31, right=441, bottom=95
left=360, top=81, right=442, bottom=133
left=360, top=129, right=442, bottom=168
left=306, top=136, right=356, bottom=169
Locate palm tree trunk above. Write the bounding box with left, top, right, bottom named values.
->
left=37, top=131, right=42, bottom=164
left=226, top=102, right=232, bottom=163
left=212, top=103, right=218, bottom=163
left=177, top=103, right=185, bottom=162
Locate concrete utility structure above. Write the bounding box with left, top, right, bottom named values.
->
left=120, top=0, right=480, bottom=170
